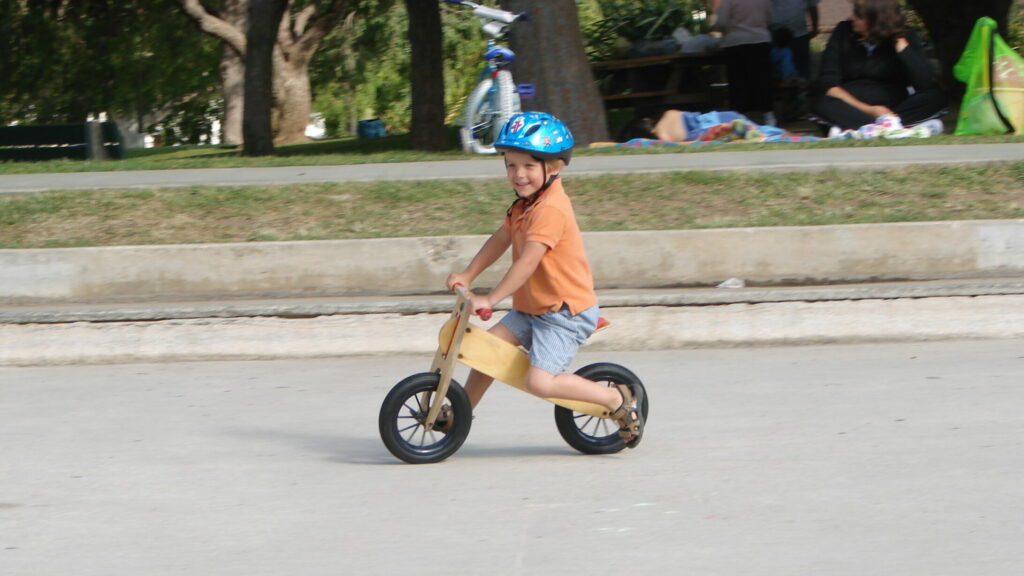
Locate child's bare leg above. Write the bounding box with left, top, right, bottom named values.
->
left=463, top=369, right=493, bottom=409
left=463, top=323, right=521, bottom=409
left=524, top=366, right=622, bottom=411
left=526, top=366, right=643, bottom=447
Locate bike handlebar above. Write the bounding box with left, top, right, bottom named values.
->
left=452, top=283, right=493, bottom=321
left=444, top=0, right=522, bottom=25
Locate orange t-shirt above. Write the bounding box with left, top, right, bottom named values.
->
left=503, top=179, right=597, bottom=315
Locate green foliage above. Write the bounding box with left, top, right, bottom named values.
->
left=1006, top=2, right=1024, bottom=53
left=0, top=0, right=220, bottom=128
left=310, top=0, right=487, bottom=137
left=311, top=0, right=405, bottom=136
left=441, top=2, right=490, bottom=124
left=4, top=0, right=1019, bottom=148
left=584, top=0, right=704, bottom=60
left=898, top=1, right=927, bottom=42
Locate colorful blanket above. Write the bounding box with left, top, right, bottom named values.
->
left=591, top=115, right=943, bottom=149
left=590, top=119, right=823, bottom=149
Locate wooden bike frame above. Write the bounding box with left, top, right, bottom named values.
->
left=422, top=286, right=610, bottom=430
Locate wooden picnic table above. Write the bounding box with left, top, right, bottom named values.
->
left=591, top=50, right=728, bottom=114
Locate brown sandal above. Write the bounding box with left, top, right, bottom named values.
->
left=609, top=384, right=644, bottom=448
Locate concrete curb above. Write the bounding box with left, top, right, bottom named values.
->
left=3, top=294, right=1022, bottom=366
left=3, top=220, right=1023, bottom=305
left=3, top=219, right=1024, bottom=365
left=3, top=277, right=1024, bottom=324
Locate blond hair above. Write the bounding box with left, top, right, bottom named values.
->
left=545, top=158, right=566, bottom=174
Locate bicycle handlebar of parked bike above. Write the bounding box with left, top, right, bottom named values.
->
left=452, top=283, right=493, bottom=321
left=443, top=0, right=523, bottom=25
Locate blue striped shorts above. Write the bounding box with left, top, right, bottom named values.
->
left=499, top=304, right=600, bottom=375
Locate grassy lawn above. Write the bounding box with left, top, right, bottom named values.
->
left=2, top=157, right=1021, bottom=249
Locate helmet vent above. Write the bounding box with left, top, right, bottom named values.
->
left=523, top=124, right=541, bottom=137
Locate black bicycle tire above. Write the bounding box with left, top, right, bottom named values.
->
left=553, top=363, right=650, bottom=455
left=378, top=372, right=472, bottom=464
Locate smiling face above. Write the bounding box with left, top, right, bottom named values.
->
left=503, top=150, right=552, bottom=199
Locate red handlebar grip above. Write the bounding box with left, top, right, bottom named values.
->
left=477, top=308, right=493, bottom=321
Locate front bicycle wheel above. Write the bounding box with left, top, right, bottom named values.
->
left=461, top=70, right=520, bottom=155
left=554, top=363, right=650, bottom=455
left=378, top=372, right=472, bottom=464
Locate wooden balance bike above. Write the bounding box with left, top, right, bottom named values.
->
left=378, top=286, right=649, bottom=464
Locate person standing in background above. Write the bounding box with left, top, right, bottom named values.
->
left=771, top=0, right=820, bottom=80
left=713, top=0, right=777, bottom=126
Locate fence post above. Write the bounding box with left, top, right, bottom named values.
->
left=85, top=121, right=109, bottom=161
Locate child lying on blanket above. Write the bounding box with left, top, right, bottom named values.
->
left=618, top=109, right=788, bottom=143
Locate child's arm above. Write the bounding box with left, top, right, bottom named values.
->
left=446, top=226, right=511, bottom=291
left=473, top=240, right=547, bottom=312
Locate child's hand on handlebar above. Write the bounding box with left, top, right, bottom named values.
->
left=468, top=294, right=493, bottom=319
left=446, top=275, right=493, bottom=319
left=446, top=272, right=472, bottom=292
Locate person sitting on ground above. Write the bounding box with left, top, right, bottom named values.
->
left=618, top=109, right=788, bottom=142
left=811, top=0, right=947, bottom=132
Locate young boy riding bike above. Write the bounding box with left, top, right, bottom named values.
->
left=445, top=111, right=644, bottom=448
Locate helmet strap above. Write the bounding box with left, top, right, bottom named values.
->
left=508, top=173, right=559, bottom=215
left=537, top=172, right=559, bottom=196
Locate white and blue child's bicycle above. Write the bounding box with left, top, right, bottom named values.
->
left=444, top=0, right=533, bottom=154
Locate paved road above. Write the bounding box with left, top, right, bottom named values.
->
left=1, top=143, right=1022, bottom=193
left=3, top=339, right=1022, bottom=575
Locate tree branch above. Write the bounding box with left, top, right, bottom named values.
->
left=178, top=0, right=247, bottom=56
left=293, top=4, right=318, bottom=37
left=294, top=0, right=351, bottom=58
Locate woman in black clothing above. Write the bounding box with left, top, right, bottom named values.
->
left=811, top=0, right=946, bottom=130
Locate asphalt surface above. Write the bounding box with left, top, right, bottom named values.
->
left=3, top=341, right=1023, bottom=575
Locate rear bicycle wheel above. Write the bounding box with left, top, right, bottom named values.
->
left=554, top=363, right=650, bottom=455
left=378, top=372, right=472, bottom=464
left=461, top=70, right=520, bottom=154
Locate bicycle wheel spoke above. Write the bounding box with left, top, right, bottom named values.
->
left=398, top=422, right=422, bottom=438
left=573, top=410, right=616, bottom=439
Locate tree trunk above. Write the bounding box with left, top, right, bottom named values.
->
left=906, top=0, right=1014, bottom=99
left=404, top=0, right=448, bottom=151
left=271, top=1, right=353, bottom=145
left=272, top=52, right=316, bottom=145
left=220, top=46, right=246, bottom=145
left=179, top=0, right=351, bottom=148
left=501, top=0, right=609, bottom=146
left=218, top=0, right=247, bottom=146
left=244, top=0, right=288, bottom=156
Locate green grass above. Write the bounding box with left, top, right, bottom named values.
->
left=2, top=131, right=1022, bottom=249
left=2, top=160, right=1021, bottom=249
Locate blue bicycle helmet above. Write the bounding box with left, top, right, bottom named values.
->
left=494, top=112, right=574, bottom=165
